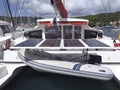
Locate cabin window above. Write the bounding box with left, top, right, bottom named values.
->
left=24, top=30, right=42, bottom=39
left=75, top=26, right=81, bottom=39
left=0, top=25, right=11, bottom=35
left=63, top=26, right=72, bottom=39
left=84, top=30, right=98, bottom=39
left=29, top=30, right=42, bottom=38
left=45, top=26, right=61, bottom=39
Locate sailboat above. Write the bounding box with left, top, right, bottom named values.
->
left=0, top=0, right=120, bottom=89
left=0, top=20, right=12, bottom=79
left=10, top=0, right=118, bottom=81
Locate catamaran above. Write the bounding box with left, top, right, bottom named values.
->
left=0, top=0, right=120, bottom=88
left=10, top=0, right=118, bottom=81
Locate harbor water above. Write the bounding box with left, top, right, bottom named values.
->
left=101, top=27, right=120, bottom=39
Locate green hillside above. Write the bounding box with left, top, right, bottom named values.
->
left=0, top=11, right=120, bottom=27
left=76, top=11, right=120, bottom=27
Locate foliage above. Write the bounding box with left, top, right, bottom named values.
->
left=76, top=11, right=120, bottom=27
left=0, top=11, right=120, bottom=27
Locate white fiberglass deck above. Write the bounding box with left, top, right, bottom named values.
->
left=1, top=36, right=120, bottom=86
left=0, top=49, right=120, bottom=86
left=1, top=51, right=120, bottom=85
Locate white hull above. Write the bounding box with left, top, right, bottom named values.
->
left=0, top=63, right=8, bottom=79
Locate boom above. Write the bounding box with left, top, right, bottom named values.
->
left=51, top=0, right=68, bottom=18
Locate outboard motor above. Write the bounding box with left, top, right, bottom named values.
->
left=88, top=54, right=102, bottom=65
left=98, top=31, right=103, bottom=38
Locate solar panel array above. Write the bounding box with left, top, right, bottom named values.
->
left=13, top=39, right=110, bottom=50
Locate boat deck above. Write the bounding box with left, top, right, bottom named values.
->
left=0, top=66, right=120, bottom=90
left=1, top=37, right=120, bottom=87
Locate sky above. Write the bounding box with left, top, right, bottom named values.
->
left=0, top=0, right=120, bottom=18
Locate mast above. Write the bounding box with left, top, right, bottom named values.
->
left=6, top=0, right=15, bottom=29
left=6, top=0, right=16, bottom=39
left=51, top=0, right=68, bottom=18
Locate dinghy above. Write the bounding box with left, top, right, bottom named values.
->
left=18, top=49, right=114, bottom=81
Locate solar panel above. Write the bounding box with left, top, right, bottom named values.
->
left=82, top=39, right=109, bottom=47
left=12, top=39, right=115, bottom=51
left=40, top=39, right=60, bottom=47
left=64, top=39, right=84, bottom=47
left=15, top=39, right=42, bottom=47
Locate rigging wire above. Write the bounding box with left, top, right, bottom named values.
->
left=33, top=0, right=39, bottom=20
left=2, top=0, right=10, bottom=21
left=6, top=0, right=15, bottom=28
left=14, top=0, right=19, bottom=27
left=108, top=0, right=111, bottom=13
left=5, top=0, right=16, bottom=39
left=101, top=0, right=111, bottom=25
left=19, top=0, right=25, bottom=24
left=14, top=0, right=19, bottom=17
left=19, top=0, right=25, bottom=16
left=101, top=0, right=108, bottom=13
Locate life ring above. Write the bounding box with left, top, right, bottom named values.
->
left=5, top=39, right=11, bottom=49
